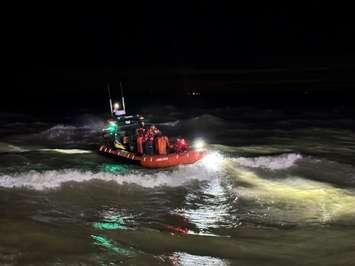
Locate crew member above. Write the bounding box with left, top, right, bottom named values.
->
left=144, top=137, right=154, bottom=155
left=151, top=125, right=160, bottom=136
left=136, top=131, right=144, bottom=155
left=144, top=125, right=159, bottom=140
left=175, top=138, right=189, bottom=153
left=136, top=120, right=145, bottom=136
left=155, top=133, right=170, bottom=155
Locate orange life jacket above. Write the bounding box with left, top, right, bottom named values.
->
left=155, top=136, right=169, bottom=155
left=136, top=136, right=144, bottom=154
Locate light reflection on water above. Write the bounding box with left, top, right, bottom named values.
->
left=225, top=162, right=355, bottom=226
left=168, top=252, right=230, bottom=266
left=173, top=176, right=240, bottom=235
left=91, top=234, right=135, bottom=257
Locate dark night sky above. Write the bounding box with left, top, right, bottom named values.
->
left=3, top=2, right=355, bottom=110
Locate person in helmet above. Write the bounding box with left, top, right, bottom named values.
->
left=136, top=130, right=144, bottom=155
left=136, top=120, right=145, bottom=136
left=143, top=125, right=155, bottom=155
left=174, top=137, right=189, bottom=153
left=151, top=125, right=160, bottom=135
left=135, top=120, right=146, bottom=154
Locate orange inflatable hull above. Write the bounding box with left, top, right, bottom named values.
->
left=99, top=145, right=207, bottom=168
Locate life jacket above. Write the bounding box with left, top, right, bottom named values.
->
left=136, top=136, right=144, bottom=154
left=155, top=136, right=169, bottom=155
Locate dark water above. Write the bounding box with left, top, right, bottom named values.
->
left=0, top=106, right=355, bottom=265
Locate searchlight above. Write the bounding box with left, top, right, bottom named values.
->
left=193, top=139, right=206, bottom=150
left=113, top=102, right=120, bottom=110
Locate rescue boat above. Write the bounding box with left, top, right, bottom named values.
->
left=99, top=83, right=208, bottom=168
left=99, top=144, right=208, bottom=168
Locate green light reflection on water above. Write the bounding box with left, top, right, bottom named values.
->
left=101, top=163, right=128, bottom=174
left=91, top=234, right=135, bottom=256
left=93, top=215, right=127, bottom=231
left=93, top=221, right=123, bottom=230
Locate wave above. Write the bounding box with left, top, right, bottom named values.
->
left=232, top=153, right=302, bottom=170
left=183, top=114, right=227, bottom=128
left=29, top=124, right=101, bottom=145
left=0, top=142, right=28, bottom=153
left=0, top=163, right=217, bottom=190
left=72, top=114, right=106, bottom=129
left=38, top=149, right=92, bottom=154
left=39, top=125, right=79, bottom=139
left=0, top=142, right=94, bottom=155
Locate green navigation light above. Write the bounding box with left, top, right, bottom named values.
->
left=108, top=124, right=118, bottom=135
left=104, top=121, right=119, bottom=135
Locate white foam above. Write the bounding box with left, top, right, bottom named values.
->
left=39, top=149, right=92, bottom=154
left=168, top=252, right=229, bottom=266
left=232, top=153, right=302, bottom=170
left=0, top=164, right=216, bottom=190
left=39, top=125, right=78, bottom=139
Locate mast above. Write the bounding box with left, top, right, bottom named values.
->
left=107, top=83, right=113, bottom=115
left=120, top=81, right=126, bottom=112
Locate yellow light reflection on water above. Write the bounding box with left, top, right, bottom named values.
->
left=225, top=162, right=355, bottom=224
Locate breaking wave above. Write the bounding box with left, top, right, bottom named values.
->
left=0, top=164, right=217, bottom=190
left=25, top=124, right=102, bottom=145
left=39, top=125, right=79, bottom=140
left=38, top=148, right=92, bottom=154
left=232, top=153, right=303, bottom=170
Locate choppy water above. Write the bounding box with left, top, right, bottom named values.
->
left=0, top=106, right=354, bottom=265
